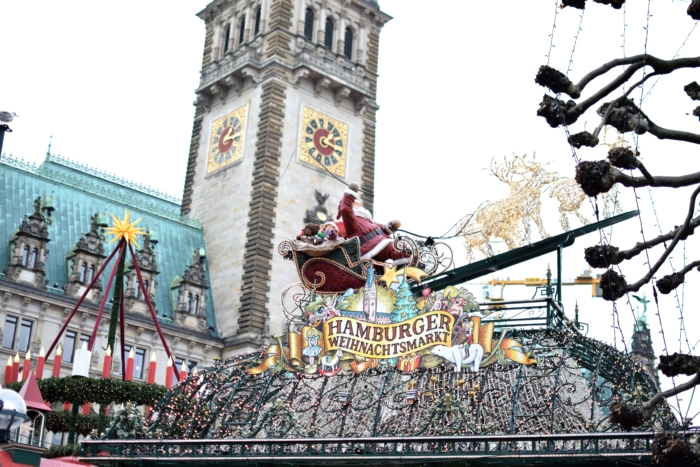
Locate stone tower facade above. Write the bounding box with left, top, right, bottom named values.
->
left=181, top=0, right=391, bottom=355
left=631, top=320, right=660, bottom=388
left=363, top=265, right=376, bottom=323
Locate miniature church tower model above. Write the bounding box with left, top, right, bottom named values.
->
left=180, top=0, right=391, bottom=355
left=363, top=266, right=377, bottom=323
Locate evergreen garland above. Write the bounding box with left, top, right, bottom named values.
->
left=45, top=410, right=100, bottom=437
left=42, top=444, right=80, bottom=459
left=7, top=377, right=166, bottom=405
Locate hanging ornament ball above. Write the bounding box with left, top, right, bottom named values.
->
left=422, top=288, right=431, bottom=297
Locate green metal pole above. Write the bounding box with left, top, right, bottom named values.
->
left=557, top=245, right=563, bottom=305
left=67, top=402, right=79, bottom=445
left=106, top=243, right=126, bottom=364
left=546, top=267, right=552, bottom=327
left=97, top=241, right=127, bottom=434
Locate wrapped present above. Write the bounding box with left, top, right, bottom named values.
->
left=398, top=354, right=421, bottom=373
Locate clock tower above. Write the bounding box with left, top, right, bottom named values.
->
left=181, top=0, right=391, bottom=355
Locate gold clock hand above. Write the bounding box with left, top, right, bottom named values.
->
left=321, top=136, right=338, bottom=149
left=223, top=127, right=238, bottom=144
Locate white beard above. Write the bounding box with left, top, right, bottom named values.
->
left=353, top=206, right=373, bottom=221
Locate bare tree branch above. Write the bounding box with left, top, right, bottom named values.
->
left=647, top=119, right=700, bottom=144
left=657, top=260, right=700, bottom=294
left=592, top=72, right=659, bottom=138
left=571, top=63, right=645, bottom=118
left=623, top=184, right=700, bottom=293
left=585, top=217, right=700, bottom=269
left=643, top=373, right=700, bottom=417
left=572, top=55, right=700, bottom=97
left=614, top=168, right=700, bottom=188
left=675, top=259, right=700, bottom=277
left=538, top=55, right=700, bottom=144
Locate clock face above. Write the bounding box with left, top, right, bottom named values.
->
left=300, top=107, right=349, bottom=177
left=207, top=105, right=248, bottom=174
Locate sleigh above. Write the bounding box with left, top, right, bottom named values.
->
left=279, top=237, right=370, bottom=294
left=278, top=235, right=455, bottom=295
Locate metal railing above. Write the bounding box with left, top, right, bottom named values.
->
left=80, top=431, right=655, bottom=464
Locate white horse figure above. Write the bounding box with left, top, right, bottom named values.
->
left=431, top=343, right=485, bottom=372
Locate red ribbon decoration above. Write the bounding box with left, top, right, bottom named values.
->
left=88, top=240, right=125, bottom=351
left=128, top=243, right=180, bottom=381
left=45, top=243, right=122, bottom=359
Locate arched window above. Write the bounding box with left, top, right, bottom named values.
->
left=238, top=15, right=246, bottom=45
left=140, top=280, right=149, bottom=299
left=186, top=292, right=192, bottom=312
left=303, top=8, right=314, bottom=41
left=254, top=7, right=261, bottom=36
left=79, top=262, right=87, bottom=283
left=324, top=17, right=334, bottom=51
left=21, top=245, right=29, bottom=266
left=193, top=294, right=200, bottom=315
left=223, top=23, right=231, bottom=53
left=88, top=264, right=95, bottom=282
left=29, top=248, right=38, bottom=269
left=344, top=27, right=353, bottom=60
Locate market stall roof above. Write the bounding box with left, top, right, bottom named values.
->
left=18, top=372, right=51, bottom=413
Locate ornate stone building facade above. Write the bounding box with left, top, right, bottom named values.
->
left=180, top=0, right=391, bottom=354
left=4, top=198, right=51, bottom=291
left=0, top=155, right=224, bottom=388
left=63, top=214, right=106, bottom=302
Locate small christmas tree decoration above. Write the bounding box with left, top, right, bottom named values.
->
left=391, top=279, right=418, bottom=323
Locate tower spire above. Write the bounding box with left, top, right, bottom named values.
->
left=630, top=292, right=659, bottom=387
left=46, top=134, right=53, bottom=159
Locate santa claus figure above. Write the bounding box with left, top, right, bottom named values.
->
left=338, top=182, right=410, bottom=263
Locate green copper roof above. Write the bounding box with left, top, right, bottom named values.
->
left=0, top=154, right=217, bottom=335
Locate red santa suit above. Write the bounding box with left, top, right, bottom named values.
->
left=338, top=188, right=409, bottom=262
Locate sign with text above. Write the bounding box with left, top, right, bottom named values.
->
left=322, top=311, right=454, bottom=359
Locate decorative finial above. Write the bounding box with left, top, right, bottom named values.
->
left=46, top=134, right=53, bottom=159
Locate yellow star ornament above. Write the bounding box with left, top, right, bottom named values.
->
left=104, top=210, right=146, bottom=248
left=378, top=265, right=400, bottom=288
left=402, top=267, right=429, bottom=284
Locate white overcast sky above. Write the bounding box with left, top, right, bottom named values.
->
left=3, top=1, right=700, bottom=420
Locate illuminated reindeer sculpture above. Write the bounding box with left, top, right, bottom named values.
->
left=461, top=154, right=624, bottom=263
left=460, top=154, right=560, bottom=263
